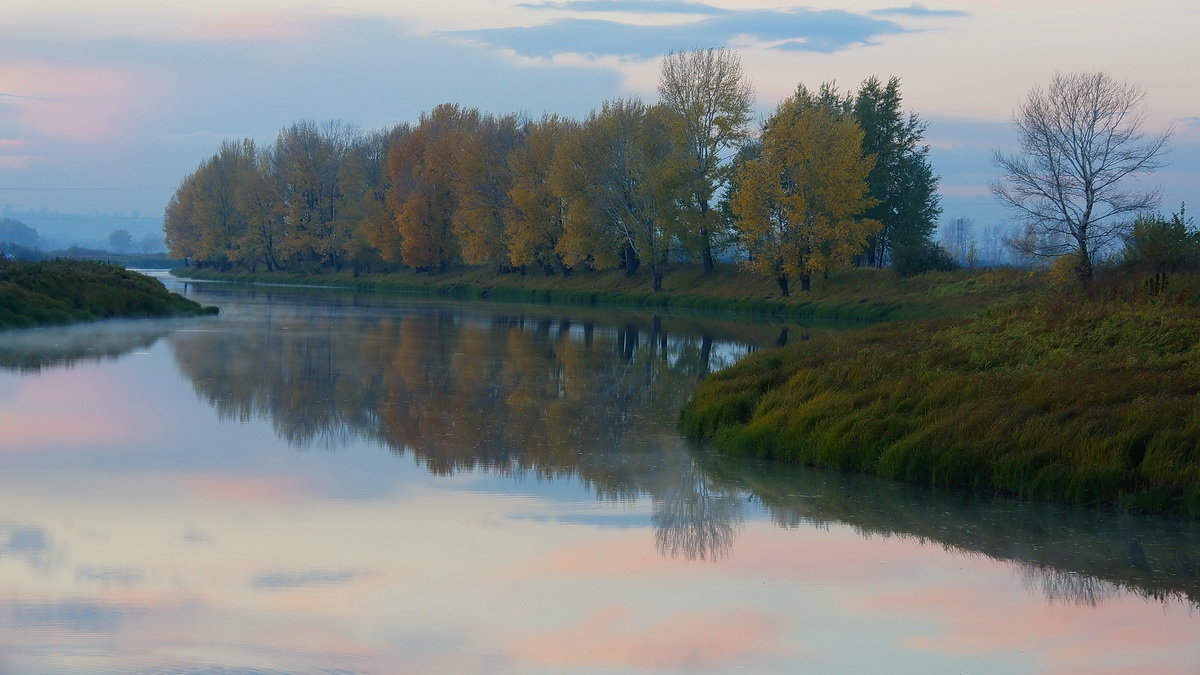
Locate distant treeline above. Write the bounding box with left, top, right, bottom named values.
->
left=165, top=50, right=944, bottom=294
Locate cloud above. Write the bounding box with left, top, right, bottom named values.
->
left=252, top=568, right=358, bottom=590
left=0, top=62, right=158, bottom=142
left=446, top=9, right=904, bottom=59
left=1177, top=116, right=1200, bottom=128
left=0, top=155, right=52, bottom=169
left=871, top=4, right=969, bottom=18
left=517, top=0, right=726, bottom=13
left=508, top=604, right=786, bottom=670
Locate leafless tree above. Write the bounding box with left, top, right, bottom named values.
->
left=991, top=72, right=1171, bottom=284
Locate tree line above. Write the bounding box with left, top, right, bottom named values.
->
left=165, top=49, right=943, bottom=294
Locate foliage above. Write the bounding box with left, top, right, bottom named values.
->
left=891, top=241, right=958, bottom=277
left=0, top=259, right=216, bottom=330
left=992, top=72, right=1172, bottom=284
left=853, top=76, right=942, bottom=267
left=681, top=274, right=1200, bottom=517
left=0, top=218, right=43, bottom=249
left=1120, top=207, right=1199, bottom=294
left=165, top=72, right=944, bottom=286
left=658, top=48, right=754, bottom=274
left=730, top=90, right=880, bottom=295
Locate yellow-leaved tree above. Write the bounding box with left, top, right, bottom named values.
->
left=732, top=91, right=879, bottom=295
left=506, top=114, right=577, bottom=275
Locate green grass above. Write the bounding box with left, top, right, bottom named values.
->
left=173, top=263, right=1031, bottom=322
left=0, top=259, right=217, bottom=330
left=681, top=274, right=1200, bottom=517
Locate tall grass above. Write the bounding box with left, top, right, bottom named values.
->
left=0, top=259, right=216, bottom=330
left=681, top=275, right=1200, bottom=517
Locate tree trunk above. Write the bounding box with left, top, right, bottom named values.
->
left=800, top=273, right=811, bottom=292
left=700, top=224, right=715, bottom=275
left=776, top=274, right=789, bottom=297
left=1075, top=244, right=1093, bottom=286
left=623, top=243, right=640, bottom=277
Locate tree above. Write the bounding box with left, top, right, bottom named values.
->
left=552, top=100, right=685, bottom=291
left=273, top=120, right=355, bottom=270
left=992, top=72, right=1172, bottom=284
left=108, top=228, right=133, bottom=253
left=853, top=76, right=941, bottom=268
left=506, top=114, right=576, bottom=275
left=386, top=104, right=476, bottom=272
left=731, top=93, right=880, bottom=295
left=0, top=219, right=42, bottom=249
left=1121, top=206, right=1198, bottom=294
left=657, top=48, right=754, bottom=274
left=454, top=112, right=520, bottom=269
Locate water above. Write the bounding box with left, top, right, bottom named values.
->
left=0, top=274, right=1196, bottom=674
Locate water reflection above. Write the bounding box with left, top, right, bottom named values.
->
left=0, top=320, right=182, bottom=373
left=695, top=450, right=1200, bottom=607
left=165, top=286, right=1200, bottom=609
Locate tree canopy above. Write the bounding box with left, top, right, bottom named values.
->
left=166, top=54, right=944, bottom=292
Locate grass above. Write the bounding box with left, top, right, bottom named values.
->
left=0, top=259, right=217, bottom=330
left=680, top=273, right=1200, bottom=517
left=173, top=262, right=1031, bottom=322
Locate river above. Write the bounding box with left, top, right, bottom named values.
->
left=0, top=273, right=1196, bottom=673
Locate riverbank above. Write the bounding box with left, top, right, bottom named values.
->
left=0, top=259, right=217, bottom=330
left=171, top=263, right=1031, bottom=322
left=680, top=273, right=1200, bottom=517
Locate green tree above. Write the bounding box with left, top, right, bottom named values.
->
left=731, top=93, right=879, bottom=295
left=657, top=48, right=754, bottom=274
left=1122, top=206, right=1198, bottom=294
left=853, top=76, right=941, bottom=268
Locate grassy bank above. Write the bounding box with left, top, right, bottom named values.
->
left=681, top=274, right=1200, bottom=517
left=172, top=263, right=1030, bottom=322
left=0, top=259, right=217, bottom=330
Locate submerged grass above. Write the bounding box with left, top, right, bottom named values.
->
left=681, top=275, right=1200, bottom=517
left=0, top=259, right=217, bottom=330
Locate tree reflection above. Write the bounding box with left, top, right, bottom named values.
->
left=694, top=449, right=1200, bottom=608
left=0, top=321, right=175, bottom=373
left=168, top=291, right=1200, bottom=606
left=653, top=462, right=744, bottom=561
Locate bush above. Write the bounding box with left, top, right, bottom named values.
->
left=1122, top=207, right=1199, bottom=274
left=892, top=242, right=959, bottom=277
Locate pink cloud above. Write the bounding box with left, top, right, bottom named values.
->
left=526, top=526, right=940, bottom=585
left=183, top=473, right=305, bottom=504
left=0, top=370, right=138, bottom=449
left=0, top=155, right=52, bottom=169
left=508, top=604, right=788, bottom=670
left=867, top=584, right=1200, bottom=672
left=181, top=11, right=318, bottom=43
left=0, top=61, right=158, bottom=142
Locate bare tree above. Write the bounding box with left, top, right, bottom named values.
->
left=658, top=48, right=754, bottom=274
left=992, top=72, right=1171, bottom=284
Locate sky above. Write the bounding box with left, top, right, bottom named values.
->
left=0, top=0, right=1196, bottom=231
